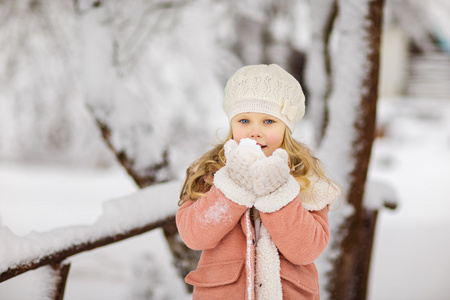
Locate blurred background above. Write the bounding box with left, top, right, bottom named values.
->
left=0, top=0, right=449, bottom=299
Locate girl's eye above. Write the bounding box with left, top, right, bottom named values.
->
left=239, top=119, right=249, bottom=124
left=264, top=119, right=274, bottom=124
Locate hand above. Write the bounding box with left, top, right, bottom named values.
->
left=224, top=138, right=265, bottom=191
left=213, top=138, right=265, bottom=207
left=250, top=148, right=291, bottom=196
left=250, top=149, right=300, bottom=213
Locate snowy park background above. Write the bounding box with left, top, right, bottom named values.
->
left=1, top=98, right=450, bottom=300
left=1, top=0, right=450, bottom=299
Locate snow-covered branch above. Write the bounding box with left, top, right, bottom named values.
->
left=305, top=0, right=337, bottom=146
left=364, top=179, right=398, bottom=211
left=0, top=181, right=180, bottom=282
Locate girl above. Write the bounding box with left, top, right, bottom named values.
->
left=176, top=64, right=339, bottom=300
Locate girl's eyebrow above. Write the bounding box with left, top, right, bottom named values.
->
left=239, top=114, right=251, bottom=118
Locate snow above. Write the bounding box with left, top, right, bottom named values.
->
left=304, top=0, right=335, bottom=143
left=80, top=0, right=231, bottom=182
left=199, top=197, right=232, bottom=227
left=363, top=180, right=398, bottom=211
left=32, top=265, right=60, bottom=300
left=0, top=164, right=189, bottom=299
left=1, top=97, right=449, bottom=299
left=0, top=169, right=183, bottom=275
left=368, top=97, right=450, bottom=299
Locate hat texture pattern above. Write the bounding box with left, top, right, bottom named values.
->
left=223, top=64, right=305, bottom=132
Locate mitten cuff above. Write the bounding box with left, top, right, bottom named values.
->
left=300, top=176, right=341, bottom=211
left=214, top=167, right=256, bottom=207
left=254, top=176, right=300, bottom=213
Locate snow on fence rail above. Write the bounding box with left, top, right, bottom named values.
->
left=0, top=181, right=181, bottom=291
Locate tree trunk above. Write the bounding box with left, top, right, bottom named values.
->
left=324, top=0, right=385, bottom=299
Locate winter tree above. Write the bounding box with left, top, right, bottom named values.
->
left=310, top=0, right=386, bottom=298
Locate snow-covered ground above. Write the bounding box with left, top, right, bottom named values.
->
left=0, top=97, right=450, bottom=299
left=368, top=97, right=450, bottom=299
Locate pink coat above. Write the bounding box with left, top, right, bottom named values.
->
left=176, top=183, right=331, bottom=299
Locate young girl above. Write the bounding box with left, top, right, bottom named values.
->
left=176, top=64, right=339, bottom=300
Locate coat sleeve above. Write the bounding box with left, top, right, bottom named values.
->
left=259, top=198, right=330, bottom=265
left=176, top=185, right=248, bottom=250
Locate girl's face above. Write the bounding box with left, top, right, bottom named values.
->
left=231, top=112, right=286, bottom=156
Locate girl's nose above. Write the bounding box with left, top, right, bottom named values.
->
left=250, top=126, right=262, bottom=138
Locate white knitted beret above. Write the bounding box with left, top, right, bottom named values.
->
left=223, top=64, right=305, bottom=132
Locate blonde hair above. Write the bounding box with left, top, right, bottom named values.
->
left=179, top=128, right=330, bottom=206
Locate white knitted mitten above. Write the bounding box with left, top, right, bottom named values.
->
left=251, top=149, right=300, bottom=213
left=214, top=138, right=265, bottom=207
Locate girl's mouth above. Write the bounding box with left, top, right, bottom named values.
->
left=257, top=143, right=267, bottom=149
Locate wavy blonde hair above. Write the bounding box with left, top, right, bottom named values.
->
left=178, top=128, right=330, bottom=206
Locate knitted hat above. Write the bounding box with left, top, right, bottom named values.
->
left=223, top=64, right=305, bottom=132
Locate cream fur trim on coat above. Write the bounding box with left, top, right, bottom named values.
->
left=245, top=210, right=255, bottom=300
left=255, top=222, right=282, bottom=300
left=254, top=176, right=300, bottom=213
